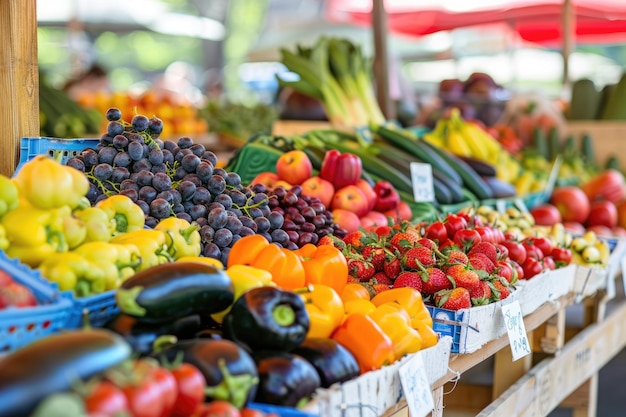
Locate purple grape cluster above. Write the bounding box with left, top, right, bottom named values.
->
left=66, top=107, right=345, bottom=265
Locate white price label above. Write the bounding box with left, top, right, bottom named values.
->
left=496, top=199, right=507, bottom=213
left=410, top=162, right=435, bottom=202
left=501, top=300, right=531, bottom=361
left=398, top=353, right=434, bottom=417
left=513, top=198, right=529, bottom=213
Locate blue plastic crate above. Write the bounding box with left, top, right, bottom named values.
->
left=248, top=402, right=318, bottom=417
left=0, top=251, right=72, bottom=352
left=16, top=137, right=100, bottom=174
left=426, top=305, right=463, bottom=353
left=62, top=290, right=119, bottom=329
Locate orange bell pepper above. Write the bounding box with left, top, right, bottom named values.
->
left=301, top=284, right=344, bottom=338
left=370, top=303, right=422, bottom=359
left=341, top=283, right=371, bottom=303
left=414, top=319, right=439, bottom=349
left=331, top=313, right=395, bottom=374
left=294, top=243, right=348, bottom=295
left=227, top=234, right=306, bottom=290
left=343, top=298, right=377, bottom=316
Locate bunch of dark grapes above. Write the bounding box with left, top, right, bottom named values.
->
left=65, top=107, right=345, bottom=265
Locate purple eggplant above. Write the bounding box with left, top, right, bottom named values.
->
left=292, top=338, right=359, bottom=388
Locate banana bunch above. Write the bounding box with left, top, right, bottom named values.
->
left=568, top=231, right=610, bottom=268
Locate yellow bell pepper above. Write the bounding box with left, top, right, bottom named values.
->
left=1, top=205, right=70, bottom=267
left=38, top=252, right=105, bottom=295
left=61, top=215, right=88, bottom=249
left=96, top=195, right=145, bottom=236
left=176, top=256, right=225, bottom=270
left=371, top=287, right=438, bottom=348
left=0, top=225, right=8, bottom=250
left=211, top=264, right=274, bottom=324
left=294, top=243, right=349, bottom=296
left=301, top=284, right=344, bottom=339
left=154, top=217, right=202, bottom=259
left=0, top=174, right=18, bottom=218
left=13, top=155, right=89, bottom=210
left=369, top=303, right=422, bottom=359
left=74, top=241, right=129, bottom=291
left=74, top=207, right=116, bottom=242
left=111, top=229, right=171, bottom=271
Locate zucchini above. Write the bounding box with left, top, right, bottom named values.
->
left=432, top=167, right=466, bottom=203
left=0, top=329, right=131, bottom=417
left=116, top=262, right=234, bottom=324
left=375, top=125, right=463, bottom=185
left=455, top=155, right=497, bottom=177
left=300, top=145, right=326, bottom=171
left=532, top=127, right=549, bottom=160
left=580, top=132, right=596, bottom=167
left=433, top=177, right=453, bottom=205
left=547, top=126, right=560, bottom=161
left=419, top=140, right=494, bottom=200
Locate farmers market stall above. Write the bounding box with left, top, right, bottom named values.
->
left=4, top=2, right=626, bottom=417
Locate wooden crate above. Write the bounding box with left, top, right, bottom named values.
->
left=565, top=121, right=626, bottom=167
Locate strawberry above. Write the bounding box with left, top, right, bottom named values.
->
left=416, top=237, right=437, bottom=250
left=469, top=281, right=492, bottom=305
left=434, top=287, right=471, bottom=310
left=468, top=253, right=496, bottom=275
left=0, top=282, right=37, bottom=308
left=383, top=257, right=402, bottom=279
left=390, top=232, right=419, bottom=253
left=360, top=281, right=390, bottom=298
left=496, top=260, right=514, bottom=283
left=318, top=234, right=347, bottom=250
left=372, top=283, right=391, bottom=295
left=348, top=259, right=376, bottom=282
left=421, top=267, right=453, bottom=295
left=445, top=249, right=469, bottom=266
left=491, top=279, right=511, bottom=301
left=374, top=225, right=394, bottom=239
left=343, top=231, right=365, bottom=248
left=392, top=271, right=423, bottom=292
left=468, top=241, right=498, bottom=264
left=446, top=264, right=480, bottom=291
left=403, top=246, right=436, bottom=269
left=347, top=276, right=361, bottom=284
left=362, top=245, right=386, bottom=271
left=372, top=271, right=394, bottom=286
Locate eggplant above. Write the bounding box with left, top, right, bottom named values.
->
left=252, top=351, right=321, bottom=408
left=151, top=337, right=258, bottom=409
left=0, top=329, right=131, bottom=417
left=103, top=313, right=203, bottom=356
left=116, top=262, right=234, bottom=323
left=292, top=338, right=360, bottom=388
left=222, top=286, right=309, bottom=352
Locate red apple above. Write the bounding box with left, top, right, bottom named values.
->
left=251, top=171, right=279, bottom=188
left=275, top=150, right=312, bottom=185
left=586, top=200, right=618, bottom=228
left=301, top=176, right=335, bottom=208
left=549, top=186, right=590, bottom=224
left=530, top=203, right=562, bottom=226
left=360, top=210, right=388, bottom=229
left=383, top=201, right=413, bottom=224
left=355, top=179, right=377, bottom=212
left=331, top=185, right=370, bottom=217
left=332, top=208, right=361, bottom=233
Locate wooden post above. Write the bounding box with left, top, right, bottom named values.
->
left=372, top=0, right=394, bottom=120
left=561, top=0, right=575, bottom=88
left=0, top=0, right=39, bottom=177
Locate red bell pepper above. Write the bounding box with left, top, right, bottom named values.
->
left=373, top=180, right=400, bottom=212
left=319, top=150, right=362, bottom=190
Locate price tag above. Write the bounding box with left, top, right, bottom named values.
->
left=410, top=162, right=435, bottom=202
left=398, top=353, right=434, bottom=417
left=501, top=300, right=531, bottom=361
left=513, top=198, right=529, bottom=213
left=495, top=199, right=507, bottom=213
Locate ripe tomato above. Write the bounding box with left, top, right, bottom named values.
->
left=474, top=226, right=494, bottom=244
left=425, top=221, right=448, bottom=244
left=550, top=186, right=590, bottom=224
left=523, top=237, right=553, bottom=257
left=522, top=243, right=544, bottom=261
left=0, top=282, right=37, bottom=308
left=530, top=204, right=562, bottom=226
left=542, top=256, right=556, bottom=271
left=123, top=361, right=165, bottom=417
left=496, top=260, right=513, bottom=283
left=192, top=400, right=240, bottom=417
left=453, top=229, right=481, bottom=250
left=495, top=243, right=509, bottom=261
left=150, top=365, right=178, bottom=417
left=586, top=200, right=618, bottom=228
left=501, top=240, right=526, bottom=264
left=510, top=260, right=524, bottom=281
left=0, top=270, right=13, bottom=287
left=550, top=247, right=572, bottom=266
left=240, top=408, right=267, bottom=417
left=444, top=214, right=468, bottom=240
left=171, top=363, right=207, bottom=417
left=84, top=380, right=129, bottom=417
left=522, top=257, right=543, bottom=279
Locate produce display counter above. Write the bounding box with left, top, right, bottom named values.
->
left=379, top=249, right=626, bottom=417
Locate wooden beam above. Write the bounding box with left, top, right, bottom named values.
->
left=0, top=0, right=39, bottom=177
left=561, top=0, right=575, bottom=87
left=371, top=0, right=394, bottom=120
